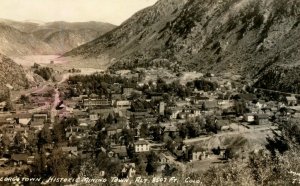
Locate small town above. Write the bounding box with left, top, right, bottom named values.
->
left=0, top=0, right=300, bottom=185
left=0, top=64, right=297, bottom=183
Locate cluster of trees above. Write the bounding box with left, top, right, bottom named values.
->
left=19, top=94, right=30, bottom=105
left=178, top=117, right=220, bottom=140
left=34, top=66, right=54, bottom=81
left=109, top=56, right=176, bottom=71
left=67, top=74, right=137, bottom=98
left=187, top=79, right=219, bottom=92
left=179, top=123, right=201, bottom=139
left=141, top=78, right=192, bottom=99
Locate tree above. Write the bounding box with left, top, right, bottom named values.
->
left=140, top=124, right=149, bottom=138
left=149, top=126, right=162, bottom=142
left=14, top=132, right=23, bottom=148
left=224, top=148, right=235, bottom=160
left=3, top=98, right=13, bottom=111
left=146, top=152, right=159, bottom=175
left=41, top=123, right=52, bottom=144
left=49, top=149, right=70, bottom=177
left=20, top=94, right=30, bottom=105
left=34, top=67, right=53, bottom=81
left=186, top=123, right=200, bottom=138
left=95, top=131, right=108, bottom=149
left=129, top=116, right=138, bottom=129
left=95, top=152, right=122, bottom=177
left=235, top=100, right=247, bottom=116
left=106, top=113, right=115, bottom=124
left=121, top=129, right=135, bottom=146
left=179, top=125, right=188, bottom=139
left=1, top=134, right=11, bottom=150
left=133, top=154, right=147, bottom=175
left=94, top=118, right=105, bottom=131
left=204, top=117, right=218, bottom=134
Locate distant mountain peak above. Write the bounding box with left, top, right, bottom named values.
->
left=0, top=19, right=116, bottom=56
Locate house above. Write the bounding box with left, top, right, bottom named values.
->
left=192, top=151, right=209, bottom=161
left=0, top=101, right=6, bottom=111
left=255, top=100, right=267, bottom=109
left=27, top=156, right=35, bottom=164
left=123, top=88, right=135, bottom=97
left=163, top=124, right=179, bottom=137
left=244, top=113, right=255, bottom=123
left=58, top=107, right=73, bottom=119
left=169, top=108, right=182, bottom=120
left=106, top=125, right=123, bottom=137
left=110, top=146, right=128, bottom=160
left=11, top=154, right=30, bottom=165
left=192, top=108, right=201, bottom=116
left=32, top=113, right=48, bottom=122
left=178, top=112, right=186, bottom=119
left=0, top=158, right=9, bottom=166
left=30, top=121, right=44, bottom=131
left=254, top=114, right=269, bottom=125
left=14, top=113, right=32, bottom=126
left=158, top=153, right=170, bottom=164
left=121, top=163, right=136, bottom=178
left=111, top=93, right=123, bottom=100
left=218, top=100, right=234, bottom=109
left=191, top=147, right=210, bottom=161
left=89, top=114, right=99, bottom=121
left=61, top=146, right=78, bottom=157
left=286, top=96, right=297, bottom=106
left=134, top=139, right=150, bottom=153
left=114, top=100, right=131, bottom=109
left=148, top=93, right=164, bottom=102
left=203, top=100, right=218, bottom=110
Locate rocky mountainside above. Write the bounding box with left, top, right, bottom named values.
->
left=0, top=53, right=28, bottom=90
left=65, top=0, right=300, bottom=92
left=64, top=0, right=187, bottom=58
left=0, top=19, right=115, bottom=56
left=0, top=23, right=54, bottom=56
left=254, top=65, right=300, bottom=94
left=43, top=29, right=102, bottom=55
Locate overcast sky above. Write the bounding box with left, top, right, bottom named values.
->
left=0, top=0, right=158, bottom=25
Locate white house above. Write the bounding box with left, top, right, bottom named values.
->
left=134, top=139, right=150, bottom=153
left=244, top=113, right=255, bottom=123
left=114, top=100, right=131, bottom=109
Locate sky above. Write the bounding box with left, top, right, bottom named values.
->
left=0, top=0, right=158, bottom=25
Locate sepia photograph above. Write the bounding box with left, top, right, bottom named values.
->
left=0, top=0, right=299, bottom=185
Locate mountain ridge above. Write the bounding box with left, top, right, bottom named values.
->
left=0, top=53, right=28, bottom=91
left=0, top=19, right=116, bottom=56
left=64, top=0, right=300, bottom=93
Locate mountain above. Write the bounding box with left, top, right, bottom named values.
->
left=0, top=53, right=28, bottom=91
left=43, top=29, right=100, bottom=54
left=65, top=0, right=300, bottom=92
left=0, top=23, right=54, bottom=56
left=0, top=18, right=40, bottom=33
left=0, top=19, right=116, bottom=56
left=64, top=0, right=187, bottom=58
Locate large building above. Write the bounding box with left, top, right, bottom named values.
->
left=134, top=139, right=150, bottom=153
left=83, top=98, right=111, bottom=108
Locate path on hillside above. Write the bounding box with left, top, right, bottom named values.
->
left=254, top=87, right=300, bottom=96
left=184, top=125, right=277, bottom=144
